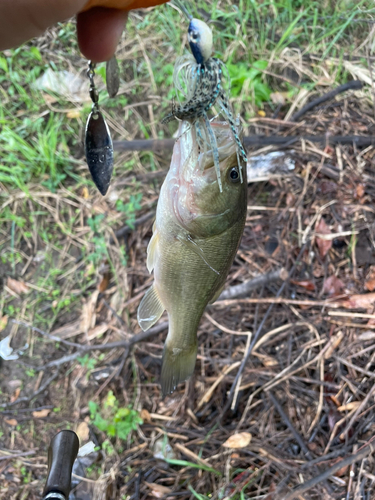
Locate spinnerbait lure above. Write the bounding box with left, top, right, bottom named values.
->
left=162, top=10, right=247, bottom=192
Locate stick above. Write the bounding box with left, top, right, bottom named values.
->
left=110, top=211, right=155, bottom=244
left=268, top=392, right=313, bottom=460
left=281, top=441, right=375, bottom=500
left=289, top=80, right=363, bottom=122
left=113, top=134, right=375, bottom=153
left=219, top=243, right=308, bottom=417
left=218, top=268, right=288, bottom=300
left=36, top=321, right=169, bottom=371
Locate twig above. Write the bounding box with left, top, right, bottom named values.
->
left=268, top=392, right=313, bottom=460
left=0, top=450, right=36, bottom=461
left=0, top=370, right=60, bottom=408
left=36, top=322, right=168, bottom=371
left=289, top=80, right=363, bottom=122
left=281, top=441, right=375, bottom=500
left=11, top=320, right=82, bottom=348
left=110, top=211, right=155, bottom=244
left=113, top=134, right=375, bottom=153
left=218, top=267, right=288, bottom=300
left=219, top=243, right=308, bottom=417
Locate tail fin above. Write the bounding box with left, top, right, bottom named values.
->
left=160, top=342, right=197, bottom=397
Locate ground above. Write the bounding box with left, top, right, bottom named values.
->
left=2, top=1, right=375, bottom=499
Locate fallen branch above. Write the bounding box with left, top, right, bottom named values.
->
left=218, top=267, right=288, bottom=300
left=281, top=440, right=375, bottom=500
left=289, top=80, right=363, bottom=122
left=36, top=321, right=168, bottom=371
left=113, top=134, right=375, bottom=153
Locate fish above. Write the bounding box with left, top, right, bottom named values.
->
left=137, top=119, right=247, bottom=396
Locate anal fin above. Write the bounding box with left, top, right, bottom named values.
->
left=137, top=284, right=165, bottom=331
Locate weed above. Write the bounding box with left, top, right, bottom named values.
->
left=88, top=391, right=143, bottom=441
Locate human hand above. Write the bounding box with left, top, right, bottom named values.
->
left=0, top=0, right=168, bottom=62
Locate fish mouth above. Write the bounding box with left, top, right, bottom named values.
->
left=197, top=121, right=238, bottom=173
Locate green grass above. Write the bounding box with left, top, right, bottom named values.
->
left=0, top=0, right=373, bottom=362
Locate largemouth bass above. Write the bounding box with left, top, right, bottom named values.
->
left=137, top=120, right=247, bottom=396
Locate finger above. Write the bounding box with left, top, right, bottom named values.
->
left=0, top=0, right=86, bottom=51
left=77, top=7, right=127, bottom=62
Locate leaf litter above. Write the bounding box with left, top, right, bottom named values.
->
left=3, top=3, right=375, bottom=499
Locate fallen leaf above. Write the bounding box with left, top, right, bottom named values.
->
left=4, top=418, right=18, bottom=426
left=6, top=278, right=29, bottom=295
left=76, top=421, right=90, bottom=441
left=355, top=184, right=365, bottom=199
left=270, top=92, right=286, bottom=105
left=81, top=186, right=89, bottom=199
left=32, top=409, right=51, bottom=418
left=365, top=266, right=375, bottom=291
left=145, top=482, right=172, bottom=498
left=140, top=409, right=151, bottom=423
left=80, top=290, right=99, bottom=334
left=66, top=109, right=81, bottom=119
left=87, top=323, right=109, bottom=341
left=257, top=110, right=266, bottom=117
left=50, top=320, right=82, bottom=340
left=323, top=276, right=345, bottom=296
left=357, top=331, right=375, bottom=341
left=338, top=402, right=361, bottom=412
left=10, top=387, right=21, bottom=403
left=0, top=315, right=8, bottom=332
left=98, top=273, right=110, bottom=293
left=290, top=279, right=315, bottom=291
left=315, top=218, right=332, bottom=258
left=341, top=292, right=375, bottom=310
left=223, top=432, right=252, bottom=449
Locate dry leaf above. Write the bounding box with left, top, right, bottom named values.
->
left=357, top=331, right=375, bottom=341
left=76, top=421, right=90, bottom=441
left=50, top=320, right=82, bottom=340
left=4, top=418, right=18, bottom=426
left=365, top=266, right=375, bottom=291
left=98, top=273, right=110, bottom=293
left=145, top=482, right=172, bottom=498
left=32, top=409, right=51, bottom=418
left=7, top=277, right=29, bottom=295
left=10, top=387, right=21, bottom=403
left=66, top=109, right=81, bottom=119
left=87, top=323, right=109, bottom=341
left=323, top=276, right=345, bottom=296
left=81, top=186, right=89, bottom=199
left=140, top=409, right=151, bottom=423
left=0, top=315, right=8, bottom=332
left=290, top=279, right=315, bottom=291
left=315, top=218, right=332, bottom=258
left=223, top=432, right=252, bottom=449
left=338, top=402, right=361, bottom=412
left=341, top=292, right=375, bottom=310
left=80, top=290, right=99, bottom=334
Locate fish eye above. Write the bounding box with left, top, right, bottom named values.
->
left=189, top=31, right=199, bottom=42
left=228, top=167, right=240, bottom=183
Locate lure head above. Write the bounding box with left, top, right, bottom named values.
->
left=188, top=18, right=213, bottom=65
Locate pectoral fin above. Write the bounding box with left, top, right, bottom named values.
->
left=146, top=224, right=159, bottom=273
left=137, top=284, right=165, bottom=331
left=161, top=341, right=198, bottom=397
